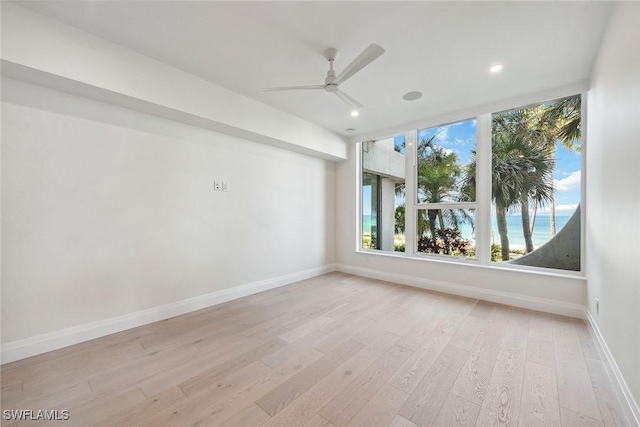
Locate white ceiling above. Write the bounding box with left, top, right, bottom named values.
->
left=15, top=1, right=612, bottom=138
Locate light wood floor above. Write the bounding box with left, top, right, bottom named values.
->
left=0, top=273, right=631, bottom=427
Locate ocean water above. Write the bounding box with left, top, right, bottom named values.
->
left=363, top=213, right=572, bottom=249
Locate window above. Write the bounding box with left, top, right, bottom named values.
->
left=414, top=119, right=477, bottom=258
left=359, top=94, right=582, bottom=272
left=491, top=96, right=582, bottom=270
left=361, top=136, right=406, bottom=252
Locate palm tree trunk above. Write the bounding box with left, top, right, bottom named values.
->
left=549, top=153, right=557, bottom=236
left=497, top=206, right=510, bottom=261
left=428, top=210, right=437, bottom=237
left=530, top=202, right=538, bottom=234
left=417, top=211, right=425, bottom=237
left=437, top=211, right=445, bottom=230
left=520, top=197, right=534, bottom=253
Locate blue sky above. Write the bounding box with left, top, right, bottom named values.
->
left=550, top=140, right=581, bottom=214
left=417, top=118, right=476, bottom=165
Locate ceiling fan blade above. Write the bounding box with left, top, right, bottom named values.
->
left=335, top=89, right=364, bottom=110
left=262, top=85, right=325, bottom=92
left=334, top=44, right=385, bottom=85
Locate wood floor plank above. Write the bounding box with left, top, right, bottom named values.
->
left=278, top=301, right=348, bottom=331
left=346, top=383, right=409, bottom=427
left=393, top=297, right=459, bottom=351
left=469, top=300, right=495, bottom=319
left=360, top=299, right=403, bottom=321
left=216, top=403, right=271, bottom=427
left=260, top=332, right=400, bottom=427
left=574, top=321, right=601, bottom=361
left=378, top=311, right=424, bottom=337
left=585, top=358, right=630, bottom=427
left=393, top=310, right=447, bottom=351
left=527, top=336, right=556, bottom=368
left=431, top=393, right=480, bottom=427
left=279, top=315, right=335, bottom=343
left=449, top=306, right=510, bottom=405
left=256, top=339, right=364, bottom=416
left=390, top=415, right=421, bottom=427
left=139, top=306, right=286, bottom=351
left=170, top=340, right=326, bottom=427
left=449, top=317, right=486, bottom=352
left=261, top=330, right=327, bottom=369
left=1, top=380, right=92, bottom=413
left=178, top=338, right=287, bottom=397
left=560, top=407, right=605, bottom=427
left=319, top=345, right=412, bottom=426
left=519, top=360, right=561, bottom=427
left=556, top=362, right=602, bottom=421
left=139, top=361, right=273, bottom=427
left=390, top=307, right=473, bottom=394
left=313, top=316, right=376, bottom=354
left=88, top=343, right=200, bottom=393
left=475, top=309, right=529, bottom=427
left=303, top=414, right=336, bottom=427
left=351, top=323, right=397, bottom=346
left=92, top=386, right=186, bottom=427
left=10, top=338, right=146, bottom=389
left=554, top=318, right=588, bottom=369
left=529, top=314, right=554, bottom=341
left=0, top=381, right=23, bottom=407
left=399, top=345, right=469, bottom=427
left=317, top=313, right=362, bottom=335
left=21, top=387, right=146, bottom=427
left=136, top=333, right=261, bottom=397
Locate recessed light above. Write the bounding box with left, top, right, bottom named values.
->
left=346, top=128, right=355, bottom=132
left=351, top=110, right=359, bottom=117
left=489, top=64, right=503, bottom=73
left=403, top=91, right=422, bottom=101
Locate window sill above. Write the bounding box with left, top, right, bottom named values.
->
left=355, top=249, right=586, bottom=281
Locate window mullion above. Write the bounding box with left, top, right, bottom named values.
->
left=476, top=113, right=492, bottom=264
left=405, top=130, right=417, bottom=255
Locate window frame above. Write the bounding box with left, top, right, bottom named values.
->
left=356, top=94, right=586, bottom=276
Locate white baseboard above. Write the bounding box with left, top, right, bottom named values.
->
left=335, top=264, right=585, bottom=318
left=584, top=310, right=640, bottom=427
left=1, top=264, right=336, bottom=364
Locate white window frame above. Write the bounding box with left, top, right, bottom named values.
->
left=356, top=93, right=586, bottom=277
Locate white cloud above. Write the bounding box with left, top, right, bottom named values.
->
left=554, top=171, right=581, bottom=192
left=556, top=204, right=579, bottom=212
left=435, top=127, right=450, bottom=145
left=538, top=203, right=578, bottom=213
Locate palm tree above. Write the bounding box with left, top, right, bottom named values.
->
left=544, top=95, right=581, bottom=147
left=539, top=95, right=582, bottom=236
left=416, top=136, right=473, bottom=239
left=492, top=108, right=554, bottom=253
left=488, top=118, right=553, bottom=260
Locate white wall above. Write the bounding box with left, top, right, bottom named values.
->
left=586, top=1, right=640, bottom=413
left=1, top=78, right=335, bottom=345
left=336, top=143, right=587, bottom=316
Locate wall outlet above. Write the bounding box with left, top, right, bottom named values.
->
left=222, top=181, right=229, bottom=192
left=214, top=181, right=221, bottom=191
left=595, top=298, right=599, bottom=314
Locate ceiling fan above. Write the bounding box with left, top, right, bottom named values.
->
left=262, top=44, right=385, bottom=111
